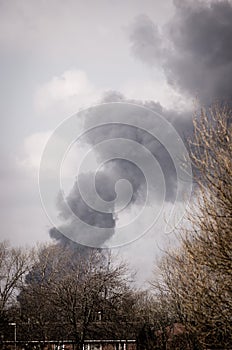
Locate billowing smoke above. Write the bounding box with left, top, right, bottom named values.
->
left=49, top=94, right=192, bottom=247
left=84, top=92, right=193, bottom=202
left=130, top=0, right=232, bottom=104
left=50, top=0, right=231, bottom=248
left=49, top=172, right=116, bottom=247
left=129, top=14, right=163, bottom=67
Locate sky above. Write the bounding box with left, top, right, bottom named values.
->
left=1, top=0, right=232, bottom=285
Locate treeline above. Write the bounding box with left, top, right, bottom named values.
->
left=0, top=105, right=231, bottom=350
left=0, top=243, right=131, bottom=343
left=17, top=245, right=140, bottom=343
left=0, top=241, right=188, bottom=350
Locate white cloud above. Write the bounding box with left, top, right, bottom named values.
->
left=22, top=131, right=52, bottom=170
left=0, top=150, right=51, bottom=247
left=21, top=127, right=100, bottom=199
left=35, top=68, right=191, bottom=122
left=120, top=76, right=193, bottom=112
left=34, top=69, right=103, bottom=121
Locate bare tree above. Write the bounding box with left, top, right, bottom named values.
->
left=50, top=249, right=136, bottom=348
left=181, top=104, right=232, bottom=348
left=0, top=241, right=32, bottom=313
left=152, top=104, right=232, bottom=349
left=19, top=244, right=138, bottom=348
left=19, top=243, right=73, bottom=343
left=0, top=241, right=32, bottom=342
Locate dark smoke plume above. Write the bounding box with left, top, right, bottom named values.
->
left=50, top=0, right=232, bottom=247
left=49, top=172, right=115, bottom=247
left=130, top=0, right=232, bottom=104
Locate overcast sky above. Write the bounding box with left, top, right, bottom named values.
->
left=1, top=0, right=232, bottom=285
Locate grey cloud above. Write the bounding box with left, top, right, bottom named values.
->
left=49, top=227, right=99, bottom=258
left=49, top=227, right=93, bottom=254
left=49, top=172, right=115, bottom=247
left=129, top=14, right=164, bottom=66
left=83, top=95, right=191, bottom=203
left=50, top=95, right=192, bottom=247
left=130, top=0, right=232, bottom=104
